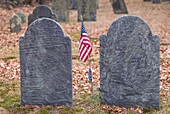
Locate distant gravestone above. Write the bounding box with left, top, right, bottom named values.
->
left=70, top=0, right=78, bottom=10
left=10, top=14, right=21, bottom=32
left=152, top=0, right=161, bottom=3
left=100, top=16, right=160, bottom=108
left=78, top=0, right=97, bottom=21
left=28, top=5, right=57, bottom=25
left=52, top=0, right=69, bottom=22
left=16, top=12, right=26, bottom=24
left=96, top=0, right=99, bottom=9
left=20, top=18, right=72, bottom=106
left=144, top=0, right=151, bottom=1
left=110, top=0, right=128, bottom=14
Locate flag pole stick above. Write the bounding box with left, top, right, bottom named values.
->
left=88, top=58, right=94, bottom=99
left=81, top=15, right=83, bottom=23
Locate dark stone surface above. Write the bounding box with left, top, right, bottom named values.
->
left=28, top=5, right=57, bottom=25
left=152, top=0, right=161, bottom=3
left=10, top=14, right=21, bottom=33
left=144, top=0, right=151, bottom=1
left=52, top=0, right=69, bottom=22
left=16, top=12, right=26, bottom=24
left=20, top=18, right=72, bottom=106
left=78, top=0, right=97, bottom=21
left=100, top=16, right=160, bottom=108
left=110, top=0, right=128, bottom=14
left=70, top=0, right=78, bottom=10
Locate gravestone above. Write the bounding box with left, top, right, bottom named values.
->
left=78, top=0, right=97, bottom=21
left=16, top=12, right=26, bottom=24
left=96, top=0, right=99, bottom=9
left=52, top=0, right=69, bottom=22
left=100, top=16, right=160, bottom=108
left=28, top=5, right=57, bottom=25
left=70, top=0, right=78, bottom=10
left=20, top=18, right=72, bottom=106
left=144, top=0, right=151, bottom=1
left=110, top=0, right=128, bottom=14
left=10, top=14, right=21, bottom=32
left=152, top=0, right=161, bottom=3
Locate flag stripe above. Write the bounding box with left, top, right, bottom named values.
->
left=81, top=45, right=89, bottom=61
left=83, top=41, right=92, bottom=45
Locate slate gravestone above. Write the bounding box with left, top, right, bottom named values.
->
left=10, top=14, right=21, bottom=32
left=70, top=0, right=78, bottom=10
left=16, top=12, right=26, bottom=24
left=20, top=18, right=72, bottom=106
left=52, top=0, right=69, bottom=22
left=78, top=0, right=97, bottom=21
left=28, top=5, right=57, bottom=25
left=100, top=16, right=160, bottom=108
left=152, top=0, right=161, bottom=3
left=144, top=0, right=151, bottom=1
left=110, top=0, right=128, bottom=14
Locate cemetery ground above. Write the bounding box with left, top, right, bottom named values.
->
left=0, top=0, right=170, bottom=113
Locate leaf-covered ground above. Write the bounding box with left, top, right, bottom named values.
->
left=0, top=0, right=170, bottom=113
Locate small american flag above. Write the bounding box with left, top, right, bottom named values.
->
left=79, top=21, right=92, bottom=62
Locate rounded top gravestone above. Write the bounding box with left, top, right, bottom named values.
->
left=20, top=18, right=72, bottom=106
left=107, top=16, right=152, bottom=39
left=100, top=16, right=160, bottom=108
left=28, top=5, right=57, bottom=25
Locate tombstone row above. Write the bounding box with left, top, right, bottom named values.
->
left=51, top=0, right=97, bottom=22
left=10, top=0, right=98, bottom=32
left=20, top=16, right=160, bottom=108
left=11, top=0, right=130, bottom=33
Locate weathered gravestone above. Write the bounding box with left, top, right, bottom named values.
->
left=70, top=0, right=78, bottom=10
left=100, top=16, right=160, bottom=108
left=152, top=0, right=161, bottom=3
left=110, top=0, right=128, bottom=14
left=28, top=5, right=57, bottom=25
left=10, top=14, right=21, bottom=32
left=20, top=18, right=72, bottom=106
left=52, top=0, right=69, bottom=22
left=16, top=12, right=26, bottom=24
left=78, top=0, right=97, bottom=21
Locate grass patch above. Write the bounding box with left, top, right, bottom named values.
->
left=0, top=81, right=20, bottom=109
